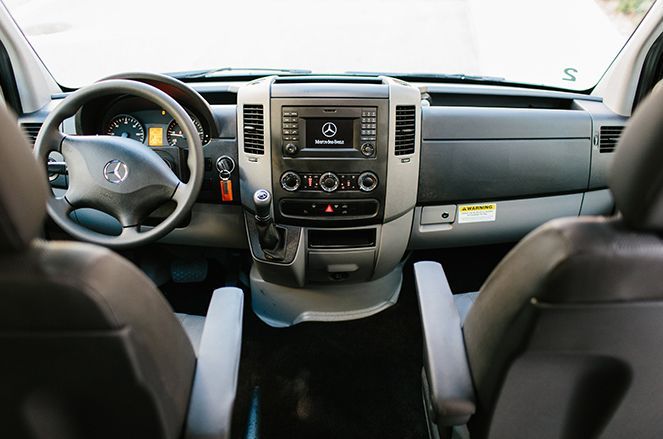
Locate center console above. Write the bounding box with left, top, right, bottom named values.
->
left=238, top=76, right=421, bottom=327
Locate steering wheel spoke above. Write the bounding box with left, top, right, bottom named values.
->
left=48, top=196, right=74, bottom=218
left=119, top=225, right=141, bottom=239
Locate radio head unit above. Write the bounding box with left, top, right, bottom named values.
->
left=271, top=98, right=389, bottom=227
left=282, top=106, right=377, bottom=158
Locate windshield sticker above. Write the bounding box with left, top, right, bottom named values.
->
left=563, top=67, right=578, bottom=82
left=458, top=203, right=497, bottom=224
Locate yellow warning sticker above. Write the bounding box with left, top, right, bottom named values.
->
left=458, top=203, right=497, bottom=224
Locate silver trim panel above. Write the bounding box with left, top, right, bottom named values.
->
left=382, top=77, right=421, bottom=221
left=237, top=77, right=275, bottom=210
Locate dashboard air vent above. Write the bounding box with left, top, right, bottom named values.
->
left=395, top=105, right=416, bottom=156
left=599, top=126, right=624, bottom=153
left=243, top=105, right=265, bottom=154
left=20, top=122, right=43, bottom=146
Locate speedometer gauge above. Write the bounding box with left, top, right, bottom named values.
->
left=106, top=114, right=145, bottom=143
left=166, top=117, right=208, bottom=147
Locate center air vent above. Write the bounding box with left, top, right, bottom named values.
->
left=243, top=105, right=264, bottom=154
left=20, top=122, right=43, bottom=146
left=599, top=126, right=624, bottom=153
left=395, top=105, right=416, bottom=156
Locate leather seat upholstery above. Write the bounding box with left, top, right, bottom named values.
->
left=416, top=85, right=663, bottom=439
left=0, top=106, right=241, bottom=439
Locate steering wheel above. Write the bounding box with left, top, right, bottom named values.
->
left=34, top=79, right=204, bottom=249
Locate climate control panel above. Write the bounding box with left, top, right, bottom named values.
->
left=280, top=171, right=378, bottom=193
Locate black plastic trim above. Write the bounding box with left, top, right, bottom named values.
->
left=0, top=39, right=21, bottom=114
left=633, top=31, right=663, bottom=111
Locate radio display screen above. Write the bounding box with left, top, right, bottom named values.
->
left=305, top=118, right=354, bottom=148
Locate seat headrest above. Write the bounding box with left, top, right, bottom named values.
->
left=0, top=106, right=48, bottom=252
left=609, top=86, right=663, bottom=232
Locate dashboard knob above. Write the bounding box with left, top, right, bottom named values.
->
left=284, top=143, right=299, bottom=156
left=280, top=171, right=301, bottom=192
left=358, top=172, right=378, bottom=192
left=320, top=172, right=340, bottom=192
left=361, top=143, right=375, bottom=157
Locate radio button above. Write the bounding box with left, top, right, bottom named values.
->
left=361, top=143, right=375, bottom=157
left=284, top=143, right=299, bottom=156
left=358, top=172, right=378, bottom=192
left=320, top=172, right=340, bottom=193
left=280, top=171, right=301, bottom=192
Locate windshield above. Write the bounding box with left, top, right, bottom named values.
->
left=3, top=0, right=656, bottom=90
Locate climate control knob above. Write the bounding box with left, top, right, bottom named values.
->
left=320, top=172, right=340, bottom=193
left=358, top=172, right=378, bottom=192
left=280, top=171, right=301, bottom=192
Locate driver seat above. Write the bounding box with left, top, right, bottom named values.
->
left=0, top=106, right=243, bottom=439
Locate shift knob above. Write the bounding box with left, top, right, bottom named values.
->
left=252, top=189, right=282, bottom=255
left=253, top=189, right=272, bottom=222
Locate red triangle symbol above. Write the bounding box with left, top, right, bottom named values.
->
left=324, top=204, right=334, bottom=213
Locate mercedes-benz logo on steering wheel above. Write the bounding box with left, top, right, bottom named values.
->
left=103, top=160, right=129, bottom=184
left=322, top=122, right=337, bottom=138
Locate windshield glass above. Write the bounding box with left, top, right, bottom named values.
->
left=4, top=0, right=656, bottom=90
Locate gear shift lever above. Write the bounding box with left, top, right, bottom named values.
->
left=252, top=189, right=283, bottom=256
left=253, top=189, right=273, bottom=223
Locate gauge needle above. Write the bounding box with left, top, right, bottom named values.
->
left=170, top=133, right=185, bottom=138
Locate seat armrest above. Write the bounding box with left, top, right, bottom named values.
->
left=185, top=287, right=244, bottom=439
left=414, top=261, right=476, bottom=426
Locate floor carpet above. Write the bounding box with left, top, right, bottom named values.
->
left=231, top=262, right=427, bottom=439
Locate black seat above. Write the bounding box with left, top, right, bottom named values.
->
left=415, top=86, right=663, bottom=439
left=0, top=106, right=244, bottom=439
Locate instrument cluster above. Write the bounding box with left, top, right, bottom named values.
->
left=104, top=108, right=210, bottom=148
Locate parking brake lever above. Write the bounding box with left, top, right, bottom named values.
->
left=253, top=189, right=285, bottom=259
